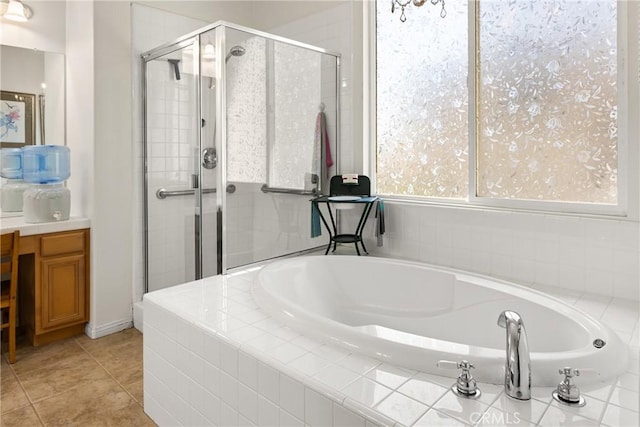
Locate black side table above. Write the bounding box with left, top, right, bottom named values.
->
left=311, top=195, right=379, bottom=255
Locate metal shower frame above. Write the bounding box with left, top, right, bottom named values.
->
left=141, top=21, right=341, bottom=293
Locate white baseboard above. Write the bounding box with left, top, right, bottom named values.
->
left=84, top=318, right=133, bottom=339
left=133, top=301, right=144, bottom=333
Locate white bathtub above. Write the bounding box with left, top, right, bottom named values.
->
left=252, top=256, right=626, bottom=387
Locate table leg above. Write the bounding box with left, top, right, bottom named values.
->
left=315, top=202, right=334, bottom=256
left=355, top=202, right=376, bottom=255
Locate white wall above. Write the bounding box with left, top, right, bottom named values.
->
left=0, top=1, right=66, bottom=53
left=82, top=1, right=134, bottom=337
left=43, top=52, right=65, bottom=146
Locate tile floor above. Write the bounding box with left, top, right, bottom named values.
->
left=0, top=328, right=155, bottom=427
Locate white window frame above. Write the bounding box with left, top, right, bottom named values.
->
left=366, top=0, right=639, bottom=219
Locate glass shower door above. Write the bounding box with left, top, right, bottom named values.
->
left=223, top=27, right=338, bottom=269
left=144, top=38, right=204, bottom=292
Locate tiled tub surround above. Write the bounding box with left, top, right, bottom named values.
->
left=348, top=202, right=640, bottom=301
left=143, top=266, right=639, bottom=426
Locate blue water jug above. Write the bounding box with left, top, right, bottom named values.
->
left=22, top=145, right=70, bottom=184
left=1, top=148, right=23, bottom=179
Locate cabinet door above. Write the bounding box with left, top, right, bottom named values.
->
left=40, top=254, right=87, bottom=331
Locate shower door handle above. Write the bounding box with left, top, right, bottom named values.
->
left=192, top=174, right=199, bottom=189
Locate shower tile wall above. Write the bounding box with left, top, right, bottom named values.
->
left=363, top=203, right=640, bottom=301
left=132, top=4, right=208, bottom=298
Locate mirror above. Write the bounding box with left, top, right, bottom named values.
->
left=0, top=45, right=65, bottom=217
left=0, top=45, right=65, bottom=148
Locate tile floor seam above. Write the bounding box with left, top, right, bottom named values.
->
left=1, top=403, right=44, bottom=426
left=1, top=357, right=30, bottom=416
left=16, top=340, right=106, bottom=405
left=73, top=336, right=143, bottom=405
left=6, top=354, right=47, bottom=427
left=5, top=354, right=37, bottom=406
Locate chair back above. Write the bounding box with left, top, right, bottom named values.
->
left=1, top=231, right=19, bottom=283
left=1, top=230, right=19, bottom=363
left=329, top=175, right=371, bottom=197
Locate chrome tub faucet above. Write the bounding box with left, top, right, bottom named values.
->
left=497, top=310, right=531, bottom=400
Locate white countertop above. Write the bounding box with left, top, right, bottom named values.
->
left=0, top=216, right=90, bottom=236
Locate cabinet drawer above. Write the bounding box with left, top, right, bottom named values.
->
left=40, top=231, right=86, bottom=257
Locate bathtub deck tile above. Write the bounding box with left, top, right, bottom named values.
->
left=239, top=309, right=270, bottom=325
left=211, top=316, right=248, bottom=334
left=413, top=408, right=470, bottom=426
left=245, top=333, right=288, bottom=354
left=472, top=382, right=504, bottom=407
left=431, top=390, right=490, bottom=425
left=341, top=377, right=394, bottom=408
left=530, top=387, right=554, bottom=404
left=396, top=377, right=450, bottom=407
left=601, top=403, right=640, bottom=427
left=615, top=371, right=639, bottom=392
left=474, top=406, right=535, bottom=427
left=290, top=335, right=324, bottom=352
left=366, top=364, right=415, bottom=390
left=312, top=344, right=351, bottom=363
left=339, top=354, right=381, bottom=376
left=538, top=405, right=600, bottom=427
left=265, top=341, right=307, bottom=365
left=549, top=396, right=607, bottom=423
left=607, top=386, right=639, bottom=412
left=289, top=352, right=332, bottom=377
left=489, top=394, right=549, bottom=424
left=270, top=326, right=302, bottom=342
left=225, top=324, right=265, bottom=344
left=313, top=364, right=362, bottom=391
left=374, top=391, right=429, bottom=426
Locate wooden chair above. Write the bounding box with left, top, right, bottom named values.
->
left=1, top=230, right=19, bottom=363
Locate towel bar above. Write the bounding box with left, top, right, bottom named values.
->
left=261, top=184, right=317, bottom=196
left=156, top=184, right=236, bottom=199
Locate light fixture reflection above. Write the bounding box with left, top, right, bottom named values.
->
left=3, top=0, right=32, bottom=22
left=391, top=0, right=445, bottom=22
left=203, top=43, right=215, bottom=60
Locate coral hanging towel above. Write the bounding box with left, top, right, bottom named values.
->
left=315, top=111, right=333, bottom=171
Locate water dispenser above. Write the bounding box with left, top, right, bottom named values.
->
left=21, top=145, right=71, bottom=223
left=1, top=148, right=29, bottom=212
left=22, top=145, right=71, bottom=183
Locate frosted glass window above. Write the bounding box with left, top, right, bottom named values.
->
left=376, top=0, right=469, bottom=198
left=376, top=0, right=620, bottom=207
left=477, top=1, right=617, bottom=204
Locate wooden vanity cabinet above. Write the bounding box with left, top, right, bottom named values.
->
left=18, top=229, right=90, bottom=346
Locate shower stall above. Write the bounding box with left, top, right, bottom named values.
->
left=142, top=22, right=340, bottom=293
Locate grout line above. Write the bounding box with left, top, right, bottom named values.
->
left=2, top=353, right=46, bottom=426
left=74, top=335, right=143, bottom=405
left=18, top=338, right=94, bottom=405
left=534, top=400, right=552, bottom=426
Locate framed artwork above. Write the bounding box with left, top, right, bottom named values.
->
left=0, top=90, right=35, bottom=148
